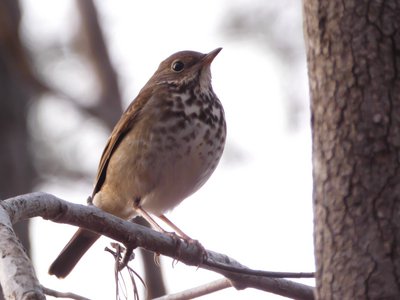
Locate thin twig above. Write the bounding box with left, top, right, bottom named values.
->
left=153, top=278, right=232, bottom=300
left=42, top=285, right=90, bottom=300
left=106, top=245, right=145, bottom=300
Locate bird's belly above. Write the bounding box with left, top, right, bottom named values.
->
left=94, top=108, right=225, bottom=219
left=140, top=143, right=221, bottom=215
left=138, top=107, right=225, bottom=215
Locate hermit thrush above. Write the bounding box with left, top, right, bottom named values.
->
left=49, top=48, right=226, bottom=278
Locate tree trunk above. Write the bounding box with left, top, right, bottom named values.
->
left=303, top=1, right=400, bottom=299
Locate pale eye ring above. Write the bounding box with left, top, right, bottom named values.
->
left=171, top=60, right=185, bottom=72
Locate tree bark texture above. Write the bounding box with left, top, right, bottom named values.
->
left=303, top=1, right=400, bottom=299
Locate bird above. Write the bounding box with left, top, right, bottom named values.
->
left=49, top=48, right=226, bottom=278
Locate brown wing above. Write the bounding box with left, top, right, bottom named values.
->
left=91, top=88, right=152, bottom=197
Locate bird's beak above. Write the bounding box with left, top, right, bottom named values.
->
left=202, top=48, right=222, bottom=66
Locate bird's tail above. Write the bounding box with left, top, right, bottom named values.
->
left=49, top=228, right=100, bottom=278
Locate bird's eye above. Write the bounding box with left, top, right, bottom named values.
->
left=171, top=60, right=185, bottom=72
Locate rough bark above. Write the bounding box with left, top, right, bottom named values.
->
left=303, top=0, right=400, bottom=299
left=0, top=205, right=44, bottom=300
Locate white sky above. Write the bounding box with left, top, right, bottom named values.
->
left=20, top=0, right=315, bottom=299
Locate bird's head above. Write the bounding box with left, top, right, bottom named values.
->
left=150, top=48, right=222, bottom=91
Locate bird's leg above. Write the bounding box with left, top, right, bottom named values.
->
left=159, top=214, right=207, bottom=265
left=134, top=207, right=183, bottom=263
left=134, top=205, right=206, bottom=265
left=158, top=214, right=191, bottom=240
left=135, top=206, right=168, bottom=234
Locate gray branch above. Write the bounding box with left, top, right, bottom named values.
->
left=0, top=204, right=45, bottom=299
left=1, top=192, right=315, bottom=300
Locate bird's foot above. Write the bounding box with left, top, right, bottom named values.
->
left=162, top=232, right=207, bottom=267
left=86, top=195, right=93, bottom=205
left=185, top=238, right=208, bottom=266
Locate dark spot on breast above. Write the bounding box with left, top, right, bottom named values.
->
left=160, top=110, right=175, bottom=122
left=182, top=131, right=195, bottom=143
left=204, top=129, right=210, bottom=139
left=177, top=119, right=186, bottom=129
left=214, top=128, right=222, bottom=139
left=185, top=97, right=195, bottom=106
left=175, top=97, right=184, bottom=109
left=165, top=100, right=174, bottom=107
left=204, top=129, right=213, bottom=145
left=161, top=110, right=188, bottom=122
left=198, top=111, right=208, bottom=123
left=196, top=99, right=204, bottom=107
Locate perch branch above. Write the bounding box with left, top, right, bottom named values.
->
left=1, top=192, right=315, bottom=300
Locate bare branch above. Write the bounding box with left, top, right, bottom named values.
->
left=41, top=285, right=90, bottom=300
left=1, top=192, right=315, bottom=300
left=0, top=204, right=45, bottom=300
left=154, top=278, right=231, bottom=300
